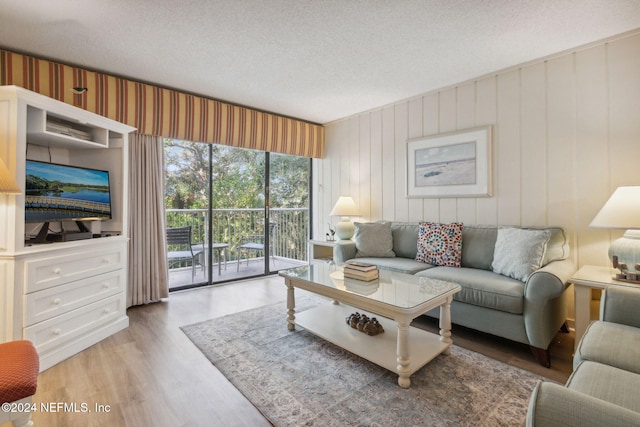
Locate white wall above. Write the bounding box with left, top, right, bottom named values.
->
left=313, top=31, right=640, bottom=273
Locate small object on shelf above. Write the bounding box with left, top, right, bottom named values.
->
left=326, top=223, right=336, bottom=241
left=364, top=318, right=385, bottom=336
left=357, top=314, right=370, bottom=332
left=346, top=312, right=361, bottom=329
left=346, top=312, right=384, bottom=336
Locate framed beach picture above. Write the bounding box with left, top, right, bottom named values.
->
left=406, top=126, right=492, bottom=198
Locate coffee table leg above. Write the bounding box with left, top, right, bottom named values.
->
left=439, top=295, right=453, bottom=355
left=286, top=280, right=295, bottom=331
left=396, top=318, right=411, bottom=388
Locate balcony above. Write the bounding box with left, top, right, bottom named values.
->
left=166, top=208, right=309, bottom=289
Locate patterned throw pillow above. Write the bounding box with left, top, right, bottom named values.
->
left=416, top=222, right=463, bottom=267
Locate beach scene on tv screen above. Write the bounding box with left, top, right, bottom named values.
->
left=25, top=161, right=111, bottom=222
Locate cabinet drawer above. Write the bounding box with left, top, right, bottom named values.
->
left=25, top=246, right=124, bottom=293
left=24, top=269, right=124, bottom=325
left=24, top=293, right=125, bottom=354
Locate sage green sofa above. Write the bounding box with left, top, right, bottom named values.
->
left=333, top=222, right=576, bottom=367
left=527, top=286, right=640, bottom=426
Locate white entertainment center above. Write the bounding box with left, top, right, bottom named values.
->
left=0, top=86, right=135, bottom=371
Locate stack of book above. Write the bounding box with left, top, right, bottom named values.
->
left=343, top=262, right=379, bottom=281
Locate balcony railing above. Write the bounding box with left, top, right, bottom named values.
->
left=166, top=208, right=309, bottom=263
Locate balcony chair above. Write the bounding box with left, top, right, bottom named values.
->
left=0, top=340, right=39, bottom=427
left=167, top=226, right=203, bottom=281
left=237, top=222, right=276, bottom=271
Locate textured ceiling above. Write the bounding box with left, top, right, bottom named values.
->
left=1, top=1, right=639, bottom=124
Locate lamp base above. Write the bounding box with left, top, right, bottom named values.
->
left=609, top=229, right=640, bottom=279
left=335, top=217, right=355, bottom=240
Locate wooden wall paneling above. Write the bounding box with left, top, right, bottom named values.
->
left=520, top=62, right=548, bottom=226
left=604, top=34, right=640, bottom=268
left=546, top=56, right=577, bottom=263
left=381, top=106, right=396, bottom=220
left=438, top=88, right=459, bottom=222
left=456, top=82, right=478, bottom=225
left=348, top=116, right=361, bottom=217
left=475, top=77, right=499, bottom=225
left=370, top=110, right=384, bottom=220
left=320, top=125, right=336, bottom=238
left=608, top=34, right=640, bottom=189
left=407, top=97, right=424, bottom=222
left=311, top=157, right=322, bottom=238
left=394, top=103, right=409, bottom=221
left=330, top=119, right=349, bottom=229
left=496, top=69, right=522, bottom=225
left=575, top=45, right=611, bottom=267
left=358, top=113, right=372, bottom=220
left=422, top=93, right=441, bottom=222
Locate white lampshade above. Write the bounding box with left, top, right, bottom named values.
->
left=329, top=196, right=359, bottom=217
left=590, top=186, right=640, bottom=229
left=330, top=196, right=359, bottom=240
left=0, top=157, right=20, bottom=194
left=590, top=186, right=640, bottom=269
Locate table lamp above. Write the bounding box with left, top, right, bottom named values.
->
left=590, top=186, right=640, bottom=282
left=329, top=196, right=359, bottom=240
left=0, top=157, right=20, bottom=194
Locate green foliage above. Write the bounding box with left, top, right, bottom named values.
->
left=164, top=139, right=309, bottom=210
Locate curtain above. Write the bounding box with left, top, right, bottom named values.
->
left=127, top=133, right=169, bottom=306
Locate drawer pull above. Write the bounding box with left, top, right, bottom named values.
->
left=102, top=283, right=110, bottom=289
left=52, top=298, right=61, bottom=305
left=53, top=268, right=62, bottom=275
left=102, top=308, right=110, bottom=314
left=52, top=328, right=61, bottom=335
left=102, top=258, right=111, bottom=264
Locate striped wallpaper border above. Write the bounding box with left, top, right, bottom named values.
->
left=0, top=49, right=324, bottom=158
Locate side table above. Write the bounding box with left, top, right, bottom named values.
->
left=308, top=239, right=336, bottom=263
left=570, top=265, right=639, bottom=350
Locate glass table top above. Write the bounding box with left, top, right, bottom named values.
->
left=280, top=263, right=460, bottom=310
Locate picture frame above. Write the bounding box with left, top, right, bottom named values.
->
left=406, top=125, right=492, bottom=198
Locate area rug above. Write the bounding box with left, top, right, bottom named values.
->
left=181, top=295, right=546, bottom=426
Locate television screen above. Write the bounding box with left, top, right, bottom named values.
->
left=25, top=160, right=112, bottom=223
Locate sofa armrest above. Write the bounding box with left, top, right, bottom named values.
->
left=527, top=382, right=640, bottom=427
left=333, top=241, right=356, bottom=264
left=601, top=286, right=640, bottom=328
left=525, top=258, right=575, bottom=301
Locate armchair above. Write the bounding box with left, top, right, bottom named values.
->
left=527, top=286, right=640, bottom=426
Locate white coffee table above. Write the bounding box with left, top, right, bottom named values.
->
left=279, top=263, right=461, bottom=388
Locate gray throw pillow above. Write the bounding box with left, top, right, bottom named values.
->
left=491, top=228, right=551, bottom=282
left=354, top=222, right=396, bottom=258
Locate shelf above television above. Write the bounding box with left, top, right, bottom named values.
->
left=26, top=106, right=114, bottom=149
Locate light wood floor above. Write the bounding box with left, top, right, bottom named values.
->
left=11, top=276, right=574, bottom=427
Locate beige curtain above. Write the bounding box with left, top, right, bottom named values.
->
left=127, top=133, right=169, bottom=307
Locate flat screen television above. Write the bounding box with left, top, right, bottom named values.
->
left=25, top=160, right=112, bottom=242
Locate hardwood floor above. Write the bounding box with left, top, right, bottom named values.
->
left=13, top=275, right=573, bottom=427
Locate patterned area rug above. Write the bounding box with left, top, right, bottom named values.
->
left=181, top=295, right=543, bottom=426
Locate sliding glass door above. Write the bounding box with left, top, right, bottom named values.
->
left=164, top=139, right=309, bottom=290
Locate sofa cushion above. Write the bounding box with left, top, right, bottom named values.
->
left=416, top=222, right=463, bottom=267
left=567, top=361, right=640, bottom=413
left=416, top=267, right=525, bottom=314
left=348, top=257, right=433, bottom=275
left=491, top=227, right=551, bottom=281
left=574, top=320, right=640, bottom=374
left=523, top=226, right=569, bottom=265
left=461, top=225, right=497, bottom=270
left=391, top=222, right=419, bottom=259
left=353, top=222, right=396, bottom=258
